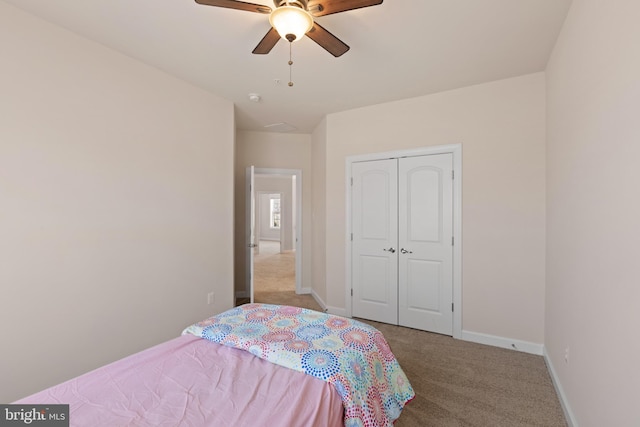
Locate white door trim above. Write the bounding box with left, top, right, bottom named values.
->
left=253, top=168, right=303, bottom=295
left=245, top=166, right=255, bottom=303
left=345, top=144, right=462, bottom=339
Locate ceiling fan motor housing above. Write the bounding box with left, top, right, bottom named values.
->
left=274, top=0, right=308, bottom=9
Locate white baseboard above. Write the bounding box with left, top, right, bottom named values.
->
left=326, top=306, right=348, bottom=317
left=543, top=347, right=577, bottom=427
left=305, top=290, right=347, bottom=317
left=310, top=289, right=327, bottom=312
left=461, top=330, right=544, bottom=355
left=237, top=289, right=311, bottom=299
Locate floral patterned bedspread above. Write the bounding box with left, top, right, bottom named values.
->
left=183, top=303, right=414, bottom=427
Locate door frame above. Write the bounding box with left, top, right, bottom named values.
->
left=248, top=168, right=303, bottom=297
left=245, top=166, right=255, bottom=303
left=345, top=144, right=462, bottom=339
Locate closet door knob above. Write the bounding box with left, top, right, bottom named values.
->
left=400, top=248, right=413, bottom=254
left=383, top=247, right=396, bottom=253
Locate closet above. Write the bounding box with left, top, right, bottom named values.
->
left=351, top=153, right=454, bottom=335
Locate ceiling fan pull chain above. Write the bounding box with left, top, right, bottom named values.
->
left=288, top=42, right=294, bottom=87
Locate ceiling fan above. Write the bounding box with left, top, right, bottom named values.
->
left=194, top=0, right=384, bottom=57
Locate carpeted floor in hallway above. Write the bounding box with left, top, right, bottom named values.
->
left=237, top=240, right=322, bottom=311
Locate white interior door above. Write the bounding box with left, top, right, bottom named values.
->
left=245, top=166, right=255, bottom=303
left=398, top=154, right=453, bottom=334
left=351, top=159, right=398, bottom=324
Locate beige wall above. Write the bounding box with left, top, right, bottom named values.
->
left=0, top=3, right=235, bottom=403
left=321, top=73, right=547, bottom=344
left=545, top=1, right=640, bottom=425
left=234, top=131, right=312, bottom=296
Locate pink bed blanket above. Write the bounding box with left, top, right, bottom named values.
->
left=183, top=304, right=415, bottom=427
left=15, top=334, right=344, bottom=426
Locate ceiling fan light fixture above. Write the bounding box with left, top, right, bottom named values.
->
left=269, top=5, right=313, bottom=42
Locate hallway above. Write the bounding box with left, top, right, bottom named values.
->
left=238, top=241, right=321, bottom=311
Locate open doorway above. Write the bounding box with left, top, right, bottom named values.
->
left=241, top=168, right=302, bottom=306
left=253, top=191, right=295, bottom=298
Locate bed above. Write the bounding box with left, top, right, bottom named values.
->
left=15, top=303, right=414, bottom=426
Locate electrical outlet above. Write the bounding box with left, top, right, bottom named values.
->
left=207, top=292, right=214, bottom=305
left=564, top=347, right=570, bottom=363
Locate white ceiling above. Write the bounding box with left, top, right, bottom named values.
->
left=5, top=0, right=572, bottom=133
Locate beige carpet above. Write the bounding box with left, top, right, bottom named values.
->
left=238, top=241, right=322, bottom=309
left=365, top=319, right=567, bottom=427
left=237, top=243, right=566, bottom=426
left=253, top=242, right=295, bottom=293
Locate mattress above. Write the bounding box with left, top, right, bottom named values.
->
left=16, top=334, right=344, bottom=426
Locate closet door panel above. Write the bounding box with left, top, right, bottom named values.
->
left=407, top=168, right=441, bottom=242
left=398, top=154, right=453, bottom=335
left=406, top=259, right=441, bottom=313
left=351, top=159, right=398, bottom=325
left=359, top=255, right=392, bottom=304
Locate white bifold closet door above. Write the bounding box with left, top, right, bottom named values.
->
left=351, top=153, right=453, bottom=335
left=351, top=159, right=399, bottom=325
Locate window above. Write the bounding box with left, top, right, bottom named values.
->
left=270, top=197, right=281, bottom=229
